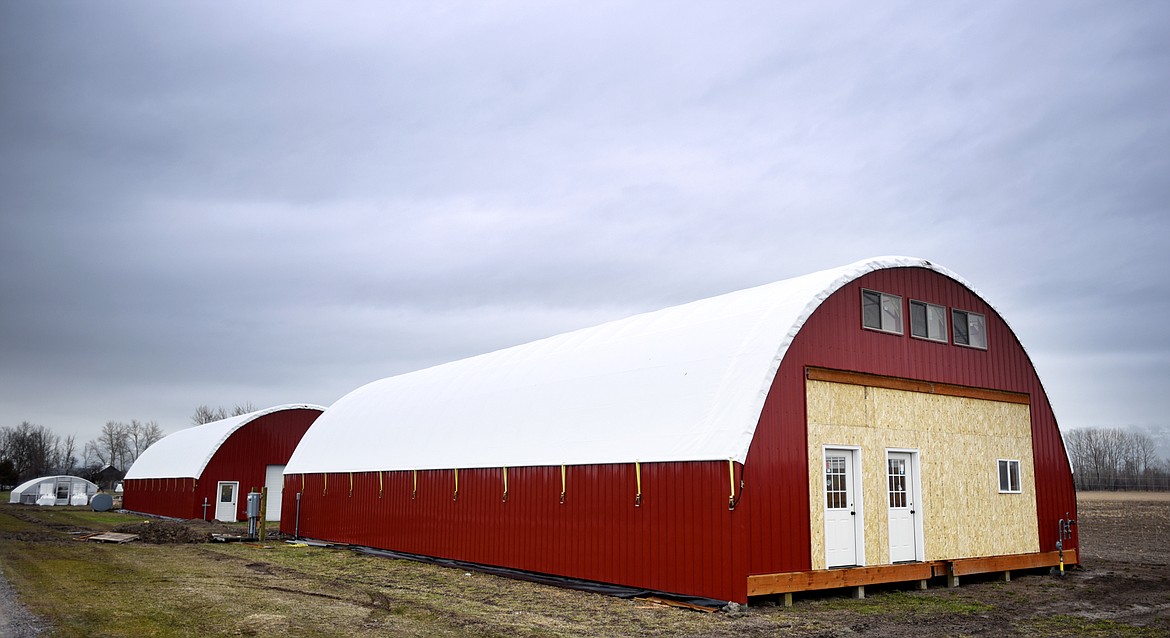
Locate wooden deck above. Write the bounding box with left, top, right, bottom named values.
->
left=747, top=550, right=1076, bottom=598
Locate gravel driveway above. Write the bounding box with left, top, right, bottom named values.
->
left=0, top=565, right=43, bottom=638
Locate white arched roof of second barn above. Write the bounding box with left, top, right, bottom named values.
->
left=285, top=257, right=972, bottom=475
left=124, top=404, right=325, bottom=480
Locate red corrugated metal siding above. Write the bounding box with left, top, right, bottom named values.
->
left=282, top=461, right=746, bottom=602
left=743, top=267, right=1078, bottom=576
left=122, top=408, right=319, bottom=521
left=121, top=477, right=200, bottom=519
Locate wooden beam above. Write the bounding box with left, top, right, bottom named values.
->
left=949, top=550, right=1074, bottom=576
left=806, top=367, right=1031, bottom=405
left=747, top=551, right=1074, bottom=597
left=747, top=563, right=936, bottom=596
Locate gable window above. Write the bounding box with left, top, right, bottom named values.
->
left=952, top=309, right=987, bottom=349
left=862, top=289, right=903, bottom=334
left=998, top=459, right=1021, bottom=493
left=910, top=300, right=947, bottom=342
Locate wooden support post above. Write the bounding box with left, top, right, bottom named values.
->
left=1002, top=570, right=1011, bottom=583
left=853, top=585, right=865, bottom=600
left=918, top=579, right=928, bottom=590
left=947, top=574, right=960, bottom=588
left=782, top=593, right=793, bottom=608
left=258, top=486, right=267, bottom=542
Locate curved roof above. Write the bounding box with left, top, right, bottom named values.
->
left=124, top=404, right=325, bottom=480
left=9, top=475, right=98, bottom=503
left=285, top=257, right=974, bottom=475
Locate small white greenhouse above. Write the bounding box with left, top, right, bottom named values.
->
left=8, top=475, right=99, bottom=506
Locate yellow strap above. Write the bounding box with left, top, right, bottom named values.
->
left=728, top=459, right=736, bottom=500
left=412, top=470, right=417, bottom=499
left=379, top=471, right=384, bottom=498
left=560, top=464, right=566, bottom=503
left=503, top=466, right=509, bottom=498
left=349, top=472, right=354, bottom=497
left=453, top=468, right=459, bottom=501
left=301, top=474, right=305, bottom=491
left=635, top=461, right=642, bottom=506
left=323, top=473, right=328, bottom=496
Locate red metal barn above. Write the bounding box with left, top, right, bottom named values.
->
left=282, top=257, right=1078, bottom=604
left=123, top=405, right=323, bottom=522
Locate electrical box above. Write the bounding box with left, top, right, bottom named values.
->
left=246, top=491, right=262, bottom=518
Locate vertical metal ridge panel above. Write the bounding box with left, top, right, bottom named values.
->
left=744, top=267, right=1077, bottom=577
left=282, top=460, right=742, bottom=602
left=121, top=478, right=199, bottom=519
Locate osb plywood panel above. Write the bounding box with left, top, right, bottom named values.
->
left=806, top=380, right=1038, bottom=570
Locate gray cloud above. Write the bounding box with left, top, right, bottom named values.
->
left=2, top=2, right=1168, bottom=450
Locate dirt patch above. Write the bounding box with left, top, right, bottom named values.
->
left=112, top=520, right=211, bottom=544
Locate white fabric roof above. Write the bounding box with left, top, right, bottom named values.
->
left=124, top=404, right=325, bottom=480
left=9, top=475, right=98, bottom=503
left=285, top=257, right=973, bottom=475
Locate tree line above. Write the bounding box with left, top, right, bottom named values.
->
left=0, top=420, right=162, bottom=487
left=1065, top=426, right=1170, bottom=491
left=0, top=403, right=257, bottom=487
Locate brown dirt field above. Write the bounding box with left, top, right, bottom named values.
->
left=1077, top=491, right=1170, bottom=502
left=2, top=494, right=1169, bottom=636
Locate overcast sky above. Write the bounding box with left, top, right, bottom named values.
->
left=2, top=2, right=1168, bottom=458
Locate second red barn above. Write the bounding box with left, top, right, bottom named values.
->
left=123, top=404, right=323, bottom=521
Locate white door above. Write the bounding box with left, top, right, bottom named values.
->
left=887, top=451, right=918, bottom=563
left=264, top=465, right=285, bottom=521
left=824, top=449, right=860, bottom=567
left=215, top=481, right=239, bottom=522
left=55, top=479, right=71, bottom=505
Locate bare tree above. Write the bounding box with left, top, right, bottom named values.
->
left=84, top=421, right=130, bottom=471
left=191, top=405, right=228, bottom=426
left=1066, top=426, right=1170, bottom=491
left=191, top=403, right=256, bottom=425
left=0, top=422, right=60, bottom=481
left=127, top=420, right=164, bottom=461
left=56, top=434, right=78, bottom=475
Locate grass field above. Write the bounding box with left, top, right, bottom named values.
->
left=1, top=491, right=1167, bottom=637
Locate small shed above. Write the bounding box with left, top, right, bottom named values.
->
left=282, top=257, right=1078, bottom=603
left=123, top=404, right=324, bottom=522
left=91, top=464, right=124, bottom=491
left=9, top=475, right=99, bottom=506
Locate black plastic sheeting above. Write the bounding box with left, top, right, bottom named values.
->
left=349, top=544, right=729, bottom=610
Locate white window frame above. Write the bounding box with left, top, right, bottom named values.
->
left=997, top=459, right=1021, bottom=493
left=909, top=300, right=948, bottom=342
left=952, top=308, right=988, bottom=349
left=861, top=289, right=903, bottom=335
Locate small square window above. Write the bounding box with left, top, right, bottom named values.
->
left=952, top=309, right=987, bottom=349
left=998, top=459, right=1021, bottom=493
left=862, top=289, right=903, bottom=334
left=910, top=300, right=947, bottom=342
